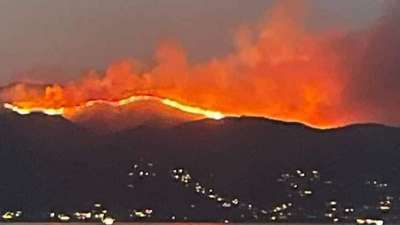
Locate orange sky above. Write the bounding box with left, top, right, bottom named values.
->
left=1, top=0, right=399, bottom=128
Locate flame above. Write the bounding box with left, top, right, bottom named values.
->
left=161, top=98, right=225, bottom=120
left=3, top=94, right=226, bottom=120
left=4, top=103, right=65, bottom=116
left=0, top=0, right=382, bottom=129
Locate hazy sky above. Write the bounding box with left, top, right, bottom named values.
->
left=0, top=0, right=383, bottom=84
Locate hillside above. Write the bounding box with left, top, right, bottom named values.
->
left=0, top=113, right=399, bottom=222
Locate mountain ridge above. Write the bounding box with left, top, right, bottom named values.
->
left=0, top=111, right=399, bottom=222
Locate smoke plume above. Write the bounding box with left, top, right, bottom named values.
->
left=1, top=0, right=399, bottom=128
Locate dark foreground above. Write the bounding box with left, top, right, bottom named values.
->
left=0, top=113, right=399, bottom=223
left=0, top=223, right=365, bottom=225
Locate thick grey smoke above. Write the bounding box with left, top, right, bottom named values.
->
left=1, top=0, right=399, bottom=127
left=342, top=1, right=400, bottom=124
left=0, top=0, right=382, bottom=84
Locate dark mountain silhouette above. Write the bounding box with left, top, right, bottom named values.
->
left=0, top=112, right=399, bottom=222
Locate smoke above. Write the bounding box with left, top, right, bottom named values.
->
left=341, top=0, right=400, bottom=124
left=1, top=0, right=400, bottom=127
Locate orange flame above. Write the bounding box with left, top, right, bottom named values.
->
left=0, top=0, right=368, bottom=129
left=3, top=94, right=226, bottom=120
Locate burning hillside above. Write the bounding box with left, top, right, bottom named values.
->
left=1, top=0, right=399, bottom=129
left=3, top=93, right=225, bottom=120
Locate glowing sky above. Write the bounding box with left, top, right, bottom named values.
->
left=0, top=0, right=383, bottom=84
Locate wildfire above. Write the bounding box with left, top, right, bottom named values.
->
left=161, top=99, right=224, bottom=120
left=2, top=0, right=389, bottom=129
left=3, top=95, right=226, bottom=120
left=4, top=103, right=65, bottom=116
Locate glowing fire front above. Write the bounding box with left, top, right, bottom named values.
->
left=3, top=95, right=226, bottom=120
left=4, top=0, right=394, bottom=129
left=4, top=103, right=65, bottom=116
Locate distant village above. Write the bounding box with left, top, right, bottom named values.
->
left=0, top=159, right=395, bottom=225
